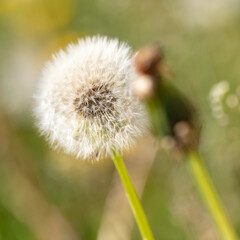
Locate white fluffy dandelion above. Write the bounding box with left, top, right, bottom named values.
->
left=33, top=36, right=147, bottom=160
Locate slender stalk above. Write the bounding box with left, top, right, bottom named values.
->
left=186, top=150, right=237, bottom=240
left=112, top=151, right=154, bottom=240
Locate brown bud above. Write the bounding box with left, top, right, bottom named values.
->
left=135, top=45, right=163, bottom=75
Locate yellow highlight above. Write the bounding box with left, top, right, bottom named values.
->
left=1, top=0, right=73, bottom=37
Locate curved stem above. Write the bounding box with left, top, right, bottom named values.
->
left=186, top=150, right=237, bottom=240
left=112, top=151, right=154, bottom=240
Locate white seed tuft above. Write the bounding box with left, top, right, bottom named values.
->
left=33, top=36, right=148, bottom=160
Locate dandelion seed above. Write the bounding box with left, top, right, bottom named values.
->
left=33, top=36, right=147, bottom=160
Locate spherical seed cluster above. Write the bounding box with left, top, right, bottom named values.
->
left=33, top=36, right=147, bottom=160
left=209, top=80, right=240, bottom=126
left=209, top=81, right=230, bottom=126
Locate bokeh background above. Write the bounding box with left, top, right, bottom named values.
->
left=1, top=0, right=240, bottom=239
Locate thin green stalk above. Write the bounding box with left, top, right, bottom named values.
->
left=112, top=151, right=154, bottom=240
left=186, top=150, right=237, bottom=240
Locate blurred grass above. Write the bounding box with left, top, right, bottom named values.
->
left=0, top=203, right=36, bottom=240
left=1, top=0, right=240, bottom=239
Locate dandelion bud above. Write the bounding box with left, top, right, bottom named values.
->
left=134, top=45, right=199, bottom=152
left=135, top=45, right=163, bottom=76
left=33, top=36, right=147, bottom=160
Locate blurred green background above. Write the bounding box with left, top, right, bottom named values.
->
left=1, top=0, right=240, bottom=239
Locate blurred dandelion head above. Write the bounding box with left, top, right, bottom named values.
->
left=33, top=36, right=147, bottom=161
left=209, top=80, right=240, bottom=126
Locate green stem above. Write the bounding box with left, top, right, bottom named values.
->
left=186, top=150, right=237, bottom=240
left=112, top=151, right=154, bottom=240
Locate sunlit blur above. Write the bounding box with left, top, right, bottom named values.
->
left=0, top=0, right=240, bottom=239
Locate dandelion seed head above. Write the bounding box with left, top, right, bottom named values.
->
left=33, top=36, right=147, bottom=160
left=209, top=80, right=230, bottom=125
left=209, top=80, right=229, bottom=101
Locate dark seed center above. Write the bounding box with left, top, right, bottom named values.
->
left=74, top=85, right=117, bottom=119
